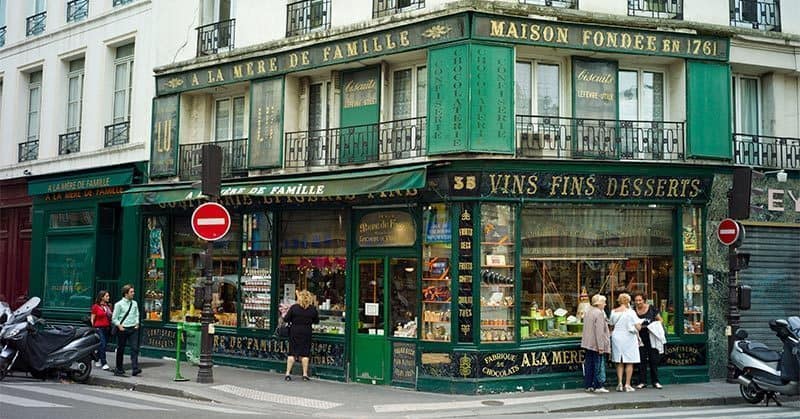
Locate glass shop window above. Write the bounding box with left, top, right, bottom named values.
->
left=241, top=212, right=273, bottom=330
left=143, top=216, right=167, bottom=321
left=520, top=205, right=675, bottom=340
left=421, top=203, right=452, bottom=342
left=279, top=210, right=347, bottom=335
left=169, top=215, right=240, bottom=325
left=43, top=234, right=94, bottom=309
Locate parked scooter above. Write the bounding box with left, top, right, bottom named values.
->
left=730, top=316, right=800, bottom=406
left=0, top=297, right=100, bottom=383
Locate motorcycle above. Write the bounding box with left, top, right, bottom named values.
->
left=0, top=297, right=100, bottom=383
left=730, top=316, right=800, bottom=406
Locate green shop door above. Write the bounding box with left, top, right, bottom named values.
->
left=353, top=256, right=417, bottom=384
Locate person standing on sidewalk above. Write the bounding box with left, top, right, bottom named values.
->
left=610, top=293, right=642, bottom=392
left=90, top=290, right=112, bottom=371
left=112, top=284, right=141, bottom=377
left=283, top=290, right=319, bottom=381
left=633, top=292, right=663, bottom=389
left=581, top=294, right=611, bottom=393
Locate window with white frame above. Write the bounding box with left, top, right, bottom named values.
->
left=618, top=69, right=665, bottom=122
left=391, top=65, right=427, bottom=120
left=732, top=75, right=760, bottom=135
left=27, top=71, right=42, bottom=142
left=515, top=61, right=560, bottom=117
left=112, top=43, right=134, bottom=124
left=201, top=0, right=231, bottom=24
left=306, top=80, right=331, bottom=164
left=66, top=58, right=84, bottom=133
left=214, top=95, right=246, bottom=141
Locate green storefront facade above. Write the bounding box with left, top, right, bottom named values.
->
left=67, top=6, right=739, bottom=393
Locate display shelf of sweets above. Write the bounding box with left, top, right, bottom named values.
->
left=313, top=306, right=345, bottom=335
left=241, top=268, right=271, bottom=329
left=480, top=269, right=515, bottom=342
left=421, top=253, right=451, bottom=341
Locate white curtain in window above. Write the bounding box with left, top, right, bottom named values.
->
left=740, top=78, right=759, bottom=135
left=515, top=62, right=532, bottom=115
left=536, top=63, right=559, bottom=117
left=215, top=98, right=231, bottom=140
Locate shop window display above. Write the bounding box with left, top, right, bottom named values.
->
left=44, top=234, right=94, bottom=309
left=143, top=216, right=167, bottom=321
left=421, top=204, right=451, bottom=342
left=682, top=207, right=703, bottom=334
left=480, top=204, right=516, bottom=343
left=241, top=212, right=273, bottom=330
left=279, top=210, right=346, bottom=335
left=169, top=215, right=240, bottom=325
left=391, top=258, right=419, bottom=338
left=520, top=205, right=674, bottom=339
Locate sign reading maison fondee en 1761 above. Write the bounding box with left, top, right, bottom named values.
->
left=155, top=15, right=468, bottom=95
left=473, top=14, right=729, bottom=61
left=448, top=172, right=713, bottom=202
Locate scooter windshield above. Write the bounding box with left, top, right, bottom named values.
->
left=8, top=297, right=41, bottom=323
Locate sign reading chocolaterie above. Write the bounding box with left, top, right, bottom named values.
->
left=449, top=172, right=712, bottom=202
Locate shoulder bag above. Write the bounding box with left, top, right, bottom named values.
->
left=111, top=301, right=134, bottom=336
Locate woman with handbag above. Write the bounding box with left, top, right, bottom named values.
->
left=283, top=290, right=319, bottom=381
left=90, top=290, right=112, bottom=370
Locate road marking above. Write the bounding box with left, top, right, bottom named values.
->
left=0, top=385, right=169, bottom=410
left=0, top=393, right=70, bottom=408
left=90, top=388, right=260, bottom=415
left=374, top=392, right=590, bottom=413
left=212, top=384, right=343, bottom=409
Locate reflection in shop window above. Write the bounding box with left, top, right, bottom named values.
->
left=520, top=205, right=674, bottom=339
left=49, top=210, right=94, bottom=228
left=44, top=234, right=94, bottom=309
left=279, top=210, right=346, bottom=335
left=143, top=216, right=167, bottom=321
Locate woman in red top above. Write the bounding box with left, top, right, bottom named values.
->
left=90, top=290, right=112, bottom=370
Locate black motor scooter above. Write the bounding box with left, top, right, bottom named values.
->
left=0, top=297, right=100, bottom=383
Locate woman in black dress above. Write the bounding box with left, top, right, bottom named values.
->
left=633, top=292, right=663, bottom=389
left=284, top=290, right=319, bottom=381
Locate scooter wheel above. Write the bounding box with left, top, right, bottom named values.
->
left=69, top=356, right=92, bottom=383
left=740, top=382, right=765, bottom=404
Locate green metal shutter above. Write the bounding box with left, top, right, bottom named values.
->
left=686, top=60, right=732, bottom=160
left=738, top=226, right=800, bottom=349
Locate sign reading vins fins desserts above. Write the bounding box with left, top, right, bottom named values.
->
left=249, top=77, right=284, bottom=168
left=458, top=205, right=474, bottom=343
left=150, top=95, right=180, bottom=177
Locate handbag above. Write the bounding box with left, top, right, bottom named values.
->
left=81, top=314, right=93, bottom=327
left=111, top=300, right=134, bottom=336
left=275, top=322, right=291, bottom=338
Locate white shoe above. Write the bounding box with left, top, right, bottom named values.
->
left=102, top=364, right=110, bottom=370
left=594, top=387, right=609, bottom=393
left=95, top=361, right=102, bottom=367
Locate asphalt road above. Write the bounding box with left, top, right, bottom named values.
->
left=463, top=404, right=800, bottom=419
left=0, top=379, right=304, bottom=419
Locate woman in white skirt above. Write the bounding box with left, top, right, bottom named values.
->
left=610, top=293, right=642, bottom=392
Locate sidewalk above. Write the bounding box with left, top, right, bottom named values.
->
left=88, top=356, right=771, bottom=418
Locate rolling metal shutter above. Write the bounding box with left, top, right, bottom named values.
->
left=737, top=226, right=800, bottom=350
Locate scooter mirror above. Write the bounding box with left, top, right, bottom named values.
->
left=734, top=328, right=748, bottom=339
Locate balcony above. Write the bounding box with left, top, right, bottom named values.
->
left=26, top=11, right=46, bottom=37
left=67, top=0, right=89, bottom=23
left=105, top=121, right=130, bottom=147
left=196, top=19, right=235, bottom=57
left=18, top=140, right=39, bottom=162
left=518, top=0, right=578, bottom=8
left=178, top=139, right=248, bottom=181
left=515, top=115, right=685, bottom=161
left=286, top=0, right=331, bottom=37
left=628, top=0, right=683, bottom=19
left=373, top=0, right=425, bottom=18
left=730, top=0, right=781, bottom=31
left=733, top=134, right=799, bottom=170
left=285, top=116, right=426, bottom=169
left=59, top=131, right=81, bottom=155
left=0, top=26, right=6, bottom=47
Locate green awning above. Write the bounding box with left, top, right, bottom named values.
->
left=122, top=164, right=427, bottom=207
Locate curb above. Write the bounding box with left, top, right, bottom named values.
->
left=550, top=396, right=748, bottom=413
left=89, top=376, right=217, bottom=403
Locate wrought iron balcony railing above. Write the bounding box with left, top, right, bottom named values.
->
left=285, top=116, right=426, bottom=169
left=18, top=140, right=39, bottom=162
left=286, top=0, right=331, bottom=37
left=26, top=11, right=46, bottom=36
left=178, top=139, right=248, bottom=181
left=59, top=131, right=81, bottom=155
left=0, top=26, right=6, bottom=47
left=105, top=121, right=130, bottom=147
left=196, top=19, right=235, bottom=57
left=518, top=0, right=578, bottom=8
left=113, top=0, right=135, bottom=6
left=730, top=0, right=781, bottom=31
left=516, top=115, right=685, bottom=161
left=733, top=133, right=799, bottom=170
left=373, top=0, right=425, bottom=18
left=67, top=0, right=89, bottom=22
left=628, top=0, right=683, bottom=19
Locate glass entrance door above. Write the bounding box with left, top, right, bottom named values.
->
left=352, top=256, right=418, bottom=384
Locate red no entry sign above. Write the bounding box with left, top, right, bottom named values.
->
left=191, top=202, right=231, bottom=241
left=717, top=218, right=742, bottom=246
